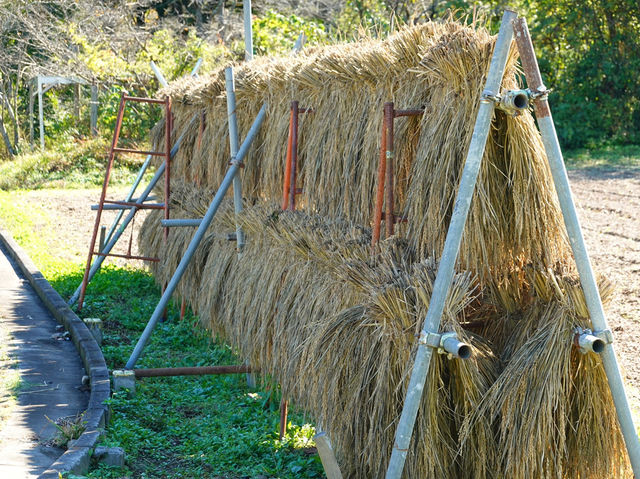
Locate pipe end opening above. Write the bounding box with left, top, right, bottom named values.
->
left=457, top=344, right=472, bottom=359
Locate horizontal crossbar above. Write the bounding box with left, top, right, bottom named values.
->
left=113, top=147, right=167, bottom=156
left=122, top=95, right=167, bottom=104
left=93, top=252, right=159, bottom=262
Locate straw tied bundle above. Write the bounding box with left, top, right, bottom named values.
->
left=139, top=20, right=630, bottom=478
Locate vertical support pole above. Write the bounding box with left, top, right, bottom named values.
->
left=124, top=104, right=267, bottom=369
left=98, top=226, right=106, bottom=253
left=243, top=0, right=253, bottom=61
left=226, top=66, right=254, bottom=387
left=279, top=397, right=289, bottom=440
left=513, top=17, right=640, bottom=475
left=384, top=102, right=395, bottom=237
left=385, top=10, right=517, bottom=478
left=225, top=67, right=246, bottom=254
left=29, top=79, right=34, bottom=149
left=288, top=101, right=299, bottom=211
left=179, top=297, right=187, bottom=321
left=37, top=76, right=44, bottom=150
left=78, top=94, right=127, bottom=311
left=282, top=106, right=294, bottom=210
left=150, top=61, right=169, bottom=88
left=314, top=432, right=343, bottom=479
left=372, top=115, right=387, bottom=247
left=90, top=85, right=98, bottom=137
left=163, top=97, right=172, bottom=243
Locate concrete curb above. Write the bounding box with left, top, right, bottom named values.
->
left=0, top=228, right=111, bottom=478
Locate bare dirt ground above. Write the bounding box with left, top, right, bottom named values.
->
left=5, top=169, right=640, bottom=406
left=569, top=167, right=640, bottom=407
left=14, top=187, right=149, bottom=269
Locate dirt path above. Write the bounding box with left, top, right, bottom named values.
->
left=14, top=188, right=149, bottom=269
left=569, top=167, right=640, bottom=407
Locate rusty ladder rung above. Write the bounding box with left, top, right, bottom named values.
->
left=77, top=92, right=172, bottom=311
left=93, top=251, right=160, bottom=262
left=122, top=95, right=167, bottom=104
left=112, top=147, right=166, bottom=156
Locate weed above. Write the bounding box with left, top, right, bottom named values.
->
left=45, top=413, right=87, bottom=448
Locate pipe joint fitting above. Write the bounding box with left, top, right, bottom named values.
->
left=496, top=89, right=531, bottom=116
left=419, top=331, right=472, bottom=359
left=574, top=327, right=610, bottom=354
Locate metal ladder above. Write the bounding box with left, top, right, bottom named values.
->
left=77, top=94, right=172, bottom=311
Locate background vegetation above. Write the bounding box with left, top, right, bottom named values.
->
left=0, top=0, right=637, bottom=160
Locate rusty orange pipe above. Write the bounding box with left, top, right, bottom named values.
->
left=282, top=106, right=294, bottom=210
left=289, top=101, right=299, bottom=211
left=371, top=118, right=387, bottom=248
left=384, top=102, right=395, bottom=237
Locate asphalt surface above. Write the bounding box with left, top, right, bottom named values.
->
left=0, top=242, right=88, bottom=478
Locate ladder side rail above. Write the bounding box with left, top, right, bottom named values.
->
left=77, top=95, right=127, bottom=310
left=68, top=115, right=198, bottom=306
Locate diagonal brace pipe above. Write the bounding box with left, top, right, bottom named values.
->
left=385, top=10, right=518, bottom=478
left=125, top=104, right=267, bottom=369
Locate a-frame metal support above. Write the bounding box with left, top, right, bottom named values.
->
left=385, top=10, right=640, bottom=478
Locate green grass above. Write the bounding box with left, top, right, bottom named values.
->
left=0, top=188, right=324, bottom=478
left=564, top=144, right=640, bottom=170
left=0, top=137, right=149, bottom=190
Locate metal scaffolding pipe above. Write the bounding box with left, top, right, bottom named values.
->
left=68, top=116, right=197, bottom=306
left=125, top=104, right=267, bottom=369
left=226, top=67, right=246, bottom=254
left=371, top=115, right=387, bottom=247
left=150, top=61, right=169, bottom=88
left=282, top=107, right=294, bottom=209
left=243, top=0, right=253, bottom=61
left=513, top=16, right=640, bottom=475
left=385, top=10, right=517, bottom=478
left=190, top=58, right=203, bottom=77
left=160, top=219, right=202, bottom=227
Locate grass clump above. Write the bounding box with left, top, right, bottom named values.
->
left=564, top=144, right=640, bottom=170
left=0, top=137, right=147, bottom=190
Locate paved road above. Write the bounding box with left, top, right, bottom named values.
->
left=0, top=242, right=88, bottom=478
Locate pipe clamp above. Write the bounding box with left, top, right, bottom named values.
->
left=229, top=155, right=245, bottom=168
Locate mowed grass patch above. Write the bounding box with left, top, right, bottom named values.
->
left=0, top=191, right=324, bottom=478
left=0, top=138, right=149, bottom=191
left=564, top=144, right=640, bottom=170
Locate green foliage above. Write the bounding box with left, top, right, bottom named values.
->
left=563, top=144, right=640, bottom=169
left=526, top=0, right=640, bottom=148
left=0, top=138, right=145, bottom=190
left=335, top=0, right=392, bottom=37
left=253, top=10, right=328, bottom=55
left=0, top=192, right=324, bottom=479
left=70, top=268, right=324, bottom=478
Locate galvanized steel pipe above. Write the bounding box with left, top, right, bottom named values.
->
left=513, top=16, right=640, bottom=474
left=226, top=67, right=246, bottom=253
left=125, top=104, right=267, bottom=369
left=385, top=10, right=517, bottom=478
